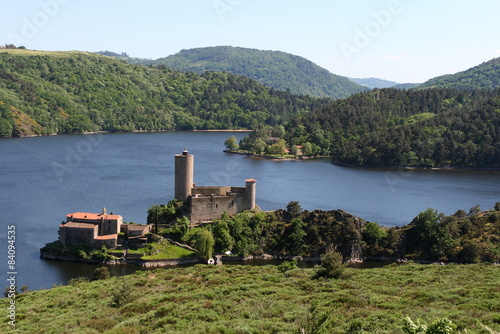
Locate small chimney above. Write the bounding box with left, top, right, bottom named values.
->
left=102, top=207, right=107, bottom=215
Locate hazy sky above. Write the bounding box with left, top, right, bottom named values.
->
left=2, top=0, right=499, bottom=83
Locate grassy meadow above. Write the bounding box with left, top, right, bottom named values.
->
left=1, top=262, right=499, bottom=333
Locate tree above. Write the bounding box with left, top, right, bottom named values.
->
left=286, top=201, right=302, bottom=218
left=302, top=142, right=313, bottom=156
left=212, top=220, right=234, bottom=253
left=363, top=222, right=387, bottom=247
left=195, top=229, right=215, bottom=260
left=286, top=218, right=307, bottom=255
left=251, top=139, right=267, bottom=154
left=224, top=135, right=239, bottom=150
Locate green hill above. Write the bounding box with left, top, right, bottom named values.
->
left=2, top=263, right=499, bottom=333
left=239, top=88, right=500, bottom=168
left=141, top=46, right=368, bottom=99
left=419, top=57, right=500, bottom=90
left=0, top=49, right=329, bottom=137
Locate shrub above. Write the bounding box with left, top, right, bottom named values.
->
left=277, top=259, right=298, bottom=273
left=92, top=266, right=111, bottom=281
left=69, top=277, right=90, bottom=285
left=110, top=280, right=133, bottom=308
left=403, top=317, right=457, bottom=334
left=315, top=248, right=345, bottom=279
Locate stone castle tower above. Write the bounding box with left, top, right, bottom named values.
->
left=173, top=150, right=257, bottom=225
left=174, top=149, right=194, bottom=202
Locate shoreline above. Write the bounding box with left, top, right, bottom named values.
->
left=41, top=250, right=498, bottom=268
left=0, top=128, right=252, bottom=139
left=223, top=150, right=332, bottom=161
left=332, top=160, right=500, bottom=172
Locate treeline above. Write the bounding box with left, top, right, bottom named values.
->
left=239, top=88, right=500, bottom=168
left=420, top=56, right=500, bottom=90
left=0, top=50, right=329, bottom=137
left=159, top=201, right=500, bottom=264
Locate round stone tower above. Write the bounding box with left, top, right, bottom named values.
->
left=175, top=149, right=194, bottom=202
left=245, top=179, right=256, bottom=210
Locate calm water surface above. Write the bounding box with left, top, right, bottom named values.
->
left=0, top=131, right=499, bottom=289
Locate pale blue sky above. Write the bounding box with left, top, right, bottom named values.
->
left=2, top=0, right=499, bottom=83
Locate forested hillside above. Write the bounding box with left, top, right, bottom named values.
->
left=132, top=46, right=368, bottom=99
left=420, top=57, right=500, bottom=90
left=0, top=50, right=329, bottom=137
left=240, top=88, right=500, bottom=168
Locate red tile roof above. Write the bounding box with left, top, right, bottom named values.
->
left=94, top=234, right=118, bottom=240
left=60, top=222, right=98, bottom=229
left=66, top=212, right=121, bottom=221
left=245, top=179, right=257, bottom=183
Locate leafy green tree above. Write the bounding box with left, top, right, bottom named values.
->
left=286, top=201, right=302, bottom=218
left=251, top=139, right=267, bottom=154
left=286, top=218, right=307, bottom=255
left=212, top=221, right=234, bottom=253
left=363, top=222, right=387, bottom=247
left=195, top=229, right=215, bottom=260
left=171, top=217, right=190, bottom=239
left=302, top=142, right=313, bottom=156
left=224, top=135, right=239, bottom=150
left=271, top=125, right=286, bottom=138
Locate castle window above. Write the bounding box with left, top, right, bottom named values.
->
left=215, top=204, right=219, bottom=208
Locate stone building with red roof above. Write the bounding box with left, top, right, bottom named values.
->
left=59, top=208, right=123, bottom=248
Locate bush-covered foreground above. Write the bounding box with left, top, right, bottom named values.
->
left=2, top=263, right=499, bottom=333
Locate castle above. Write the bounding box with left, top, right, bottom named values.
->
left=175, top=149, right=256, bottom=225
left=57, top=150, right=255, bottom=248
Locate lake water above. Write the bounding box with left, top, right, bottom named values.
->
left=1, top=131, right=499, bottom=290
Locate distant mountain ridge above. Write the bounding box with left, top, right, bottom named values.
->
left=348, top=77, right=400, bottom=89
left=100, top=46, right=368, bottom=99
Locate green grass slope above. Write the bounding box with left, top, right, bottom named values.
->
left=2, top=263, right=499, bottom=333
left=0, top=49, right=328, bottom=137
left=147, top=46, right=368, bottom=99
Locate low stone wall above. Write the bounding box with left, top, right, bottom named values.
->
left=221, top=254, right=321, bottom=263
left=41, top=249, right=202, bottom=267
left=127, top=257, right=203, bottom=267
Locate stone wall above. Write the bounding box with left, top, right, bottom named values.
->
left=188, top=191, right=251, bottom=224
left=59, top=223, right=97, bottom=247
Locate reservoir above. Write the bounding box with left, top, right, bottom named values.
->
left=1, top=131, right=499, bottom=290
